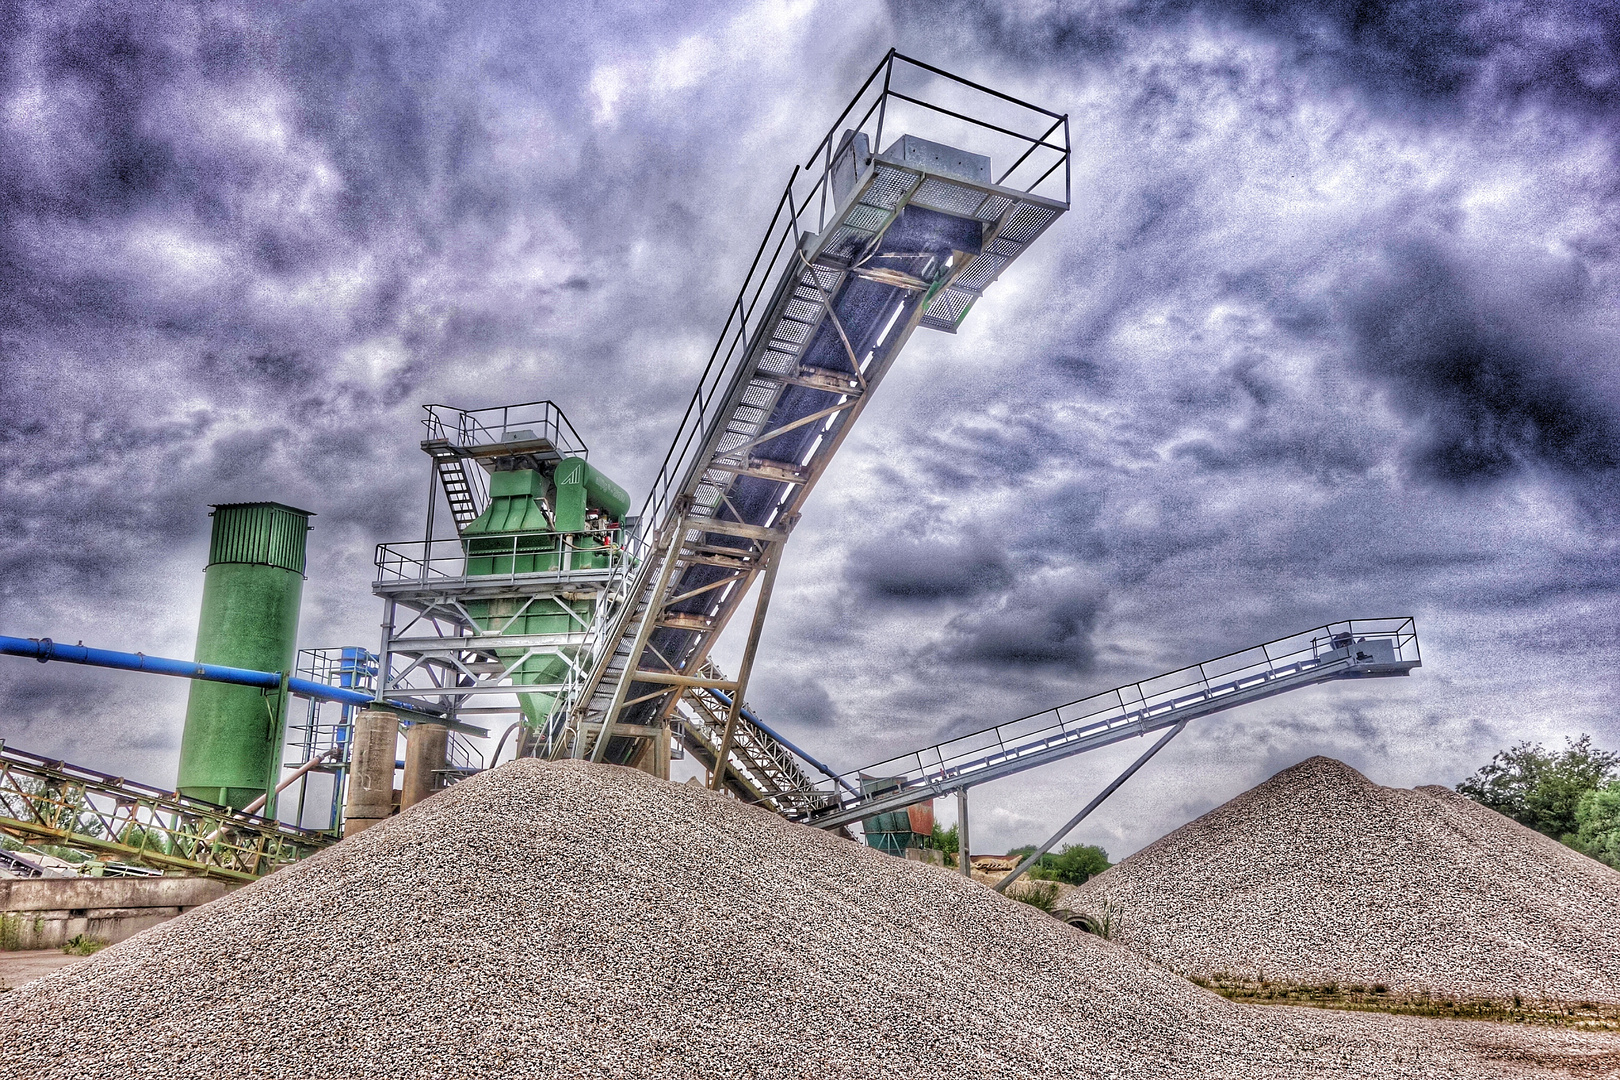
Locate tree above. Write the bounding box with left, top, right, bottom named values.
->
left=930, top=823, right=958, bottom=856
left=1048, top=843, right=1111, bottom=885
left=1006, top=843, right=1112, bottom=885
left=1457, top=734, right=1620, bottom=841
left=1574, top=783, right=1620, bottom=869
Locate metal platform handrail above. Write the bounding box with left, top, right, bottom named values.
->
left=420, top=400, right=588, bottom=458
left=374, top=533, right=635, bottom=588
left=801, top=618, right=1419, bottom=829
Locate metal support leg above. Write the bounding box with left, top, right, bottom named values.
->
left=584, top=526, right=684, bottom=761
left=957, top=788, right=971, bottom=878
left=709, top=543, right=784, bottom=790
left=995, top=718, right=1190, bottom=893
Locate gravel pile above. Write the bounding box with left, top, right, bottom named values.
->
left=3, top=758, right=1618, bottom=1079
left=1071, top=756, right=1620, bottom=1004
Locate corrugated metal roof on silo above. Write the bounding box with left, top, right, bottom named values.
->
left=207, top=502, right=313, bottom=575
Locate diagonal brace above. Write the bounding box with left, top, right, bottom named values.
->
left=993, top=718, right=1190, bottom=893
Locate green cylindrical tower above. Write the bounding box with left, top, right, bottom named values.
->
left=177, top=502, right=312, bottom=809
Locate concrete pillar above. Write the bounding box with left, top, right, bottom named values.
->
left=342, top=708, right=398, bottom=836
left=401, top=722, right=449, bottom=810
left=957, top=789, right=971, bottom=878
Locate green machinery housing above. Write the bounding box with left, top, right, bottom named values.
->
left=176, top=502, right=311, bottom=809
left=461, top=458, right=631, bottom=730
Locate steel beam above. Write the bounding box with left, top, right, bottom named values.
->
left=993, top=718, right=1189, bottom=893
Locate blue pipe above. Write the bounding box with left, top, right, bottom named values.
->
left=2, top=635, right=377, bottom=710
left=707, top=687, right=857, bottom=796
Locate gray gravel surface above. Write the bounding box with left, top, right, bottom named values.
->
left=2, top=758, right=1617, bottom=1079
left=1071, top=756, right=1620, bottom=1004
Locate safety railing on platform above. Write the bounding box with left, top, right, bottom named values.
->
left=802, top=618, right=1419, bottom=827
left=374, top=532, right=635, bottom=587
left=0, top=743, right=332, bottom=881
left=420, top=400, right=588, bottom=459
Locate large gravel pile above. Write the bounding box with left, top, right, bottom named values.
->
left=1072, top=756, right=1620, bottom=1003
left=3, top=759, right=1617, bottom=1079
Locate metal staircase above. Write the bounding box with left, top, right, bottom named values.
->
left=797, top=618, right=1421, bottom=831
left=427, top=444, right=483, bottom=534
left=566, top=52, right=1071, bottom=775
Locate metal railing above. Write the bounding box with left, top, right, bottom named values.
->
left=630, top=48, right=1073, bottom=563
left=420, top=400, right=588, bottom=458
left=374, top=532, right=635, bottom=587
left=0, top=743, right=332, bottom=881
left=802, top=618, right=1420, bottom=828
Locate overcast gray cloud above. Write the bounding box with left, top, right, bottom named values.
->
left=4, top=0, right=1619, bottom=858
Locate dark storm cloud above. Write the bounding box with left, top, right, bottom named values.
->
left=844, top=533, right=1013, bottom=600
left=893, top=0, right=1620, bottom=124
left=1346, top=243, right=1620, bottom=489
left=940, top=583, right=1104, bottom=668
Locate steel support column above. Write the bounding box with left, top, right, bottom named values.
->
left=957, top=788, right=971, bottom=878
left=994, top=718, right=1190, bottom=893
left=709, top=541, right=785, bottom=790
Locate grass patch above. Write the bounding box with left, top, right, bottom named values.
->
left=1005, top=881, right=1059, bottom=913
left=61, top=934, right=107, bottom=956
left=1190, top=973, right=1620, bottom=1029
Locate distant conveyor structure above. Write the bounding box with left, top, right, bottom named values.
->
left=794, top=618, right=1421, bottom=831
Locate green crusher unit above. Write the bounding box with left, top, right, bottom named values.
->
left=462, top=459, right=630, bottom=732
left=176, top=502, right=311, bottom=809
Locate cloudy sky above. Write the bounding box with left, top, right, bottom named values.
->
left=4, top=0, right=1619, bottom=857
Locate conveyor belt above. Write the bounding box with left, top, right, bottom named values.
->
left=800, top=618, right=1421, bottom=830
left=571, top=54, right=1070, bottom=766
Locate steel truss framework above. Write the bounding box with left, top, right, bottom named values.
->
left=373, top=401, right=600, bottom=741
left=369, top=51, right=1072, bottom=795
left=0, top=743, right=330, bottom=882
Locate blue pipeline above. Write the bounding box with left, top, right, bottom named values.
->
left=1, top=635, right=376, bottom=710
left=706, top=687, right=857, bottom=796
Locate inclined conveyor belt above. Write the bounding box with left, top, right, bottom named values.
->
left=576, top=57, right=1070, bottom=764
left=799, top=618, right=1421, bottom=831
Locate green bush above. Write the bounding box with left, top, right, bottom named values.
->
left=1457, top=734, right=1619, bottom=841
left=61, top=934, right=106, bottom=956
left=1006, top=881, right=1059, bottom=912
left=1574, top=783, right=1620, bottom=869
left=1018, top=843, right=1112, bottom=885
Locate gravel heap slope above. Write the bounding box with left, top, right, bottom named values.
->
left=3, top=759, right=1617, bottom=1079
left=1072, top=756, right=1620, bottom=1003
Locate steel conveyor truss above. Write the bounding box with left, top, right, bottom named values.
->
left=0, top=742, right=332, bottom=881
left=566, top=53, right=1071, bottom=782
left=796, top=618, right=1422, bottom=831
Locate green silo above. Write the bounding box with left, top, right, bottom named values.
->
left=176, top=503, right=312, bottom=809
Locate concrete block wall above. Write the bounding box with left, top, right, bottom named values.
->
left=0, top=877, right=233, bottom=950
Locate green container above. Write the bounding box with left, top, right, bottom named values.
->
left=177, top=503, right=311, bottom=809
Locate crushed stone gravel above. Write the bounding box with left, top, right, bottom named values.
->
left=2, top=758, right=1617, bottom=1079
left=1070, top=755, right=1620, bottom=1004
